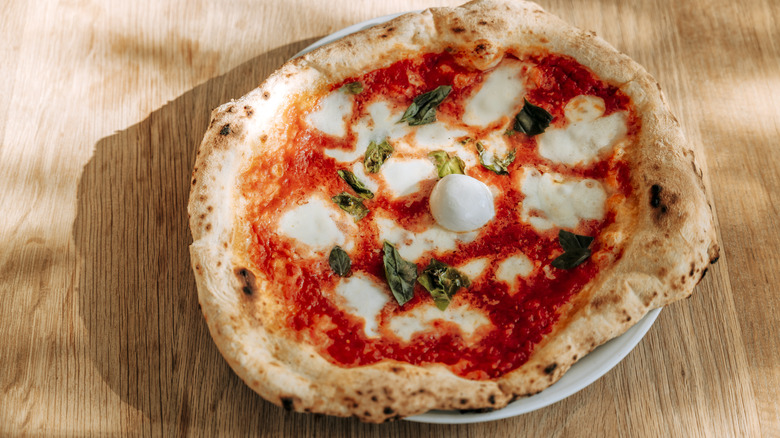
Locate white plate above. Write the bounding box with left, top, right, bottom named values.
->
left=293, top=13, right=662, bottom=424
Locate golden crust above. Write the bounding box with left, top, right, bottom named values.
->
left=188, top=0, right=718, bottom=423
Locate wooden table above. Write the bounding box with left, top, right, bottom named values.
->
left=1, top=0, right=778, bottom=435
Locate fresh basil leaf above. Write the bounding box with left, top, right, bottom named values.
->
left=558, top=229, right=594, bottom=252
left=417, top=259, right=471, bottom=311
left=399, top=85, right=452, bottom=126
left=552, top=230, right=594, bottom=269
left=328, top=246, right=351, bottom=276
left=504, top=129, right=516, bottom=137
left=382, top=241, right=418, bottom=306
left=476, top=142, right=516, bottom=175
left=551, top=248, right=591, bottom=269
left=514, top=99, right=553, bottom=137
left=428, top=150, right=466, bottom=178
left=459, top=137, right=473, bottom=145
left=331, top=192, right=369, bottom=221
left=337, top=169, right=374, bottom=199
left=364, top=139, right=393, bottom=173
left=341, top=81, right=363, bottom=94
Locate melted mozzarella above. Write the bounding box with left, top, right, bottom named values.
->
left=406, top=121, right=478, bottom=167
left=350, top=161, right=379, bottom=193
left=380, top=157, right=435, bottom=197
left=325, top=101, right=411, bottom=163
left=305, top=90, right=352, bottom=137
left=414, top=122, right=468, bottom=150
left=537, top=112, right=627, bottom=165
left=457, top=258, right=489, bottom=280
left=564, top=95, right=605, bottom=123
left=519, top=169, right=607, bottom=231
left=377, top=217, right=478, bottom=262
left=388, top=304, right=491, bottom=342
left=333, top=274, right=389, bottom=337
left=463, top=60, right=526, bottom=126
left=278, top=197, right=349, bottom=253
left=496, top=254, right=534, bottom=289
left=429, top=174, right=495, bottom=232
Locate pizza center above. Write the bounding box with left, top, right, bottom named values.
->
left=240, top=50, right=637, bottom=379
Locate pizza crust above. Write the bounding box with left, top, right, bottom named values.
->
left=188, top=0, right=718, bottom=422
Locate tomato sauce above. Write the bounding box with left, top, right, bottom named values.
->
left=241, top=51, right=636, bottom=379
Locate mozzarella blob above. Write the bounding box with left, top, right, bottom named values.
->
left=429, top=174, right=495, bottom=232
left=278, top=197, right=348, bottom=253
left=333, top=274, right=389, bottom=338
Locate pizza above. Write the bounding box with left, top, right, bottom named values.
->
left=188, top=0, right=719, bottom=422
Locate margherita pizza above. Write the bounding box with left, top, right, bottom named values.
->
left=188, top=0, right=719, bottom=422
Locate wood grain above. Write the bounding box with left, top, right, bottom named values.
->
left=1, top=0, right=778, bottom=436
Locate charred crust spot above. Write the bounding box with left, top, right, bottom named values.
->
left=223, top=242, right=228, bottom=249
left=690, top=262, right=696, bottom=277
left=262, top=91, right=270, bottom=100
left=236, top=268, right=257, bottom=296
left=226, top=105, right=235, bottom=113
left=478, top=20, right=488, bottom=25
left=191, top=178, right=197, bottom=185
left=364, top=411, right=371, bottom=417
left=650, top=185, right=678, bottom=223
left=380, top=34, right=388, bottom=38
left=452, top=26, right=466, bottom=33
left=281, top=397, right=294, bottom=411
left=198, top=213, right=206, bottom=219
left=383, top=407, right=394, bottom=415
left=711, top=255, right=720, bottom=264
left=244, top=105, right=254, bottom=117
left=207, top=206, right=213, bottom=212
left=460, top=398, right=468, bottom=405
left=475, top=43, right=488, bottom=53
left=260, top=134, right=268, bottom=143
left=216, top=261, right=221, bottom=267
left=591, top=292, right=620, bottom=309
left=386, top=26, right=395, bottom=32
left=544, top=363, right=558, bottom=374
left=572, top=354, right=578, bottom=361
left=650, top=184, right=662, bottom=208
left=459, top=407, right=495, bottom=414
left=371, top=396, right=378, bottom=402
left=219, top=124, right=231, bottom=136
left=488, top=395, right=496, bottom=405
left=390, top=366, right=402, bottom=373
left=205, top=223, right=212, bottom=231
left=698, top=267, right=709, bottom=284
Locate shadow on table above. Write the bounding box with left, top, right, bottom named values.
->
left=73, top=36, right=400, bottom=435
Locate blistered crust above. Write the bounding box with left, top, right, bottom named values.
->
left=188, top=0, right=718, bottom=423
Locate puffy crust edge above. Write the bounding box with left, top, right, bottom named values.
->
left=188, top=0, right=718, bottom=423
